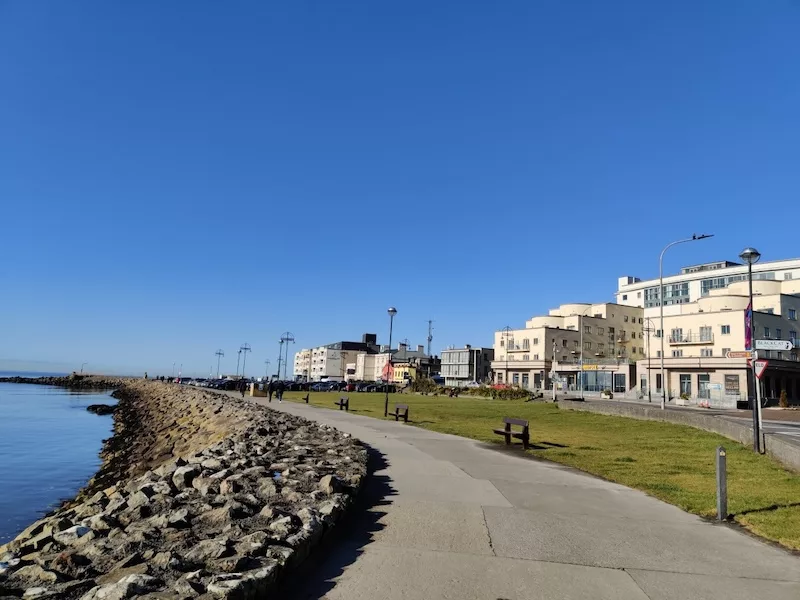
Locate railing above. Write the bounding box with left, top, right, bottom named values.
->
left=669, top=332, right=714, bottom=344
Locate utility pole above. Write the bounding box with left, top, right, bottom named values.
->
left=552, top=342, right=558, bottom=402
left=427, top=320, right=434, bottom=357
left=643, top=319, right=654, bottom=403
left=214, top=349, right=224, bottom=378
left=280, top=332, right=295, bottom=380
left=240, top=343, right=251, bottom=379
left=501, top=326, right=512, bottom=385
left=277, top=340, right=284, bottom=382
left=236, top=350, right=242, bottom=377
left=264, top=359, right=271, bottom=379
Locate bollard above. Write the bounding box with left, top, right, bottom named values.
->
left=716, top=446, right=727, bottom=520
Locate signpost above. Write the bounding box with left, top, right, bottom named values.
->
left=726, top=350, right=754, bottom=359
left=753, top=355, right=767, bottom=433
left=755, top=340, right=793, bottom=351
left=754, top=359, right=769, bottom=380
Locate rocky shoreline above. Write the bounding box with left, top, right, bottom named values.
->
left=0, top=378, right=367, bottom=599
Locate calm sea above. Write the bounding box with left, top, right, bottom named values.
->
left=0, top=372, right=116, bottom=543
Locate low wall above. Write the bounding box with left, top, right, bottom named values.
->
left=558, top=400, right=800, bottom=473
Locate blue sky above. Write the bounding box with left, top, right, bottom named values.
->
left=2, top=1, right=799, bottom=376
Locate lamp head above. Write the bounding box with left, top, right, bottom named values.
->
left=739, top=247, right=761, bottom=265
left=387, top=307, right=397, bottom=317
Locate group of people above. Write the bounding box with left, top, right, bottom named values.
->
left=236, top=378, right=285, bottom=402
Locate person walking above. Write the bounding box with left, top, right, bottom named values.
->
left=275, top=379, right=285, bottom=403
left=267, top=379, right=275, bottom=403
left=239, top=379, right=247, bottom=398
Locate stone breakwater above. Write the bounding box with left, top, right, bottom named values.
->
left=0, top=378, right=367, bottom=599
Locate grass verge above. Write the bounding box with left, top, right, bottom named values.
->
left=283, top=390, right=800, bottom=550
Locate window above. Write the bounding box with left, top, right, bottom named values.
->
left=522, top=374, right=529, bottom=388
left=764, top=327, right=771, bottom=338
left=631, top=332, right=636, bottom=339
left=776, top=329, right=782, bottom=339
left=522, top=354, right=529, bottom=361
left=671, top=328, right=683, bottom=342
left=777, top=352, right=783, bottom=360
left=573, top=340, right=579, bottom=348
left=637, top=291, right=642, bottom=298
left=562, top=339, right=568, bottom=347
left=722, top=348, right=731, bottom=355
left=699, top=326, right=712, bottom=341
left=597, top=327, right=604, bottom=335
left=655, top=329, right=662, bottom=338
left=786, top=273, right=794, bottom=280
left=497, top=373, right=504, bottom=384
left=533, top=354, right=539, bottom=360
left=512, top=373, right=519, bottom=385
left=584, top=325, right=591, bottom=334
left=640, top=347, right=644, bottom=354
left=598, top=343, right=605, bottom=352
left=608, top=327, right=615, bottom=336
left=522, top=338, right=529, bottom=350
left=624, top=316, right=629, bottom=322
left=622, top=294, right=628, bottom=300
left=500, top=340, right=504, bottom=347
left=672, top=350, right=683, bottom=357
left=790, top=309, right=797, bottom=321
left=721, top=325, right=731, bottom=335
left=584, top=341, right=592, bottom=350
left=656, top=351, right=662, bottom=358
left=533, top=338, right=539, bottom=344
left=630, top=347, right=636, bottom=355
left=791, top=331, right=797, bottom=342
left=639, top=318, right=643, bottom=324
left=680, top=374, right=691, bottom=396
left=701, top=348, right=713, bottom=357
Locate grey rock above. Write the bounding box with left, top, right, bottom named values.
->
left=80, top=574, right=161, bottom=599
left=200, top=458, right=223, bottom=471
left=53, top=526, right=92, bottom=547
left=171, top=466, right=200, bottom=490
left=318, top=474, right=344, bottom=495
left=268, top=516, right=293, bottom=539
left=126, top=491, right=151, bottom=511
left=166, top=508, right=190, bottom=529
left=191, top=476, right=220, bottom=496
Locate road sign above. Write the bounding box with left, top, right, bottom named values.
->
left=726, top=350, right=754, bottom=359
left=754, top=360, right=769, bottom=380
left=755, top=339, right=793, bottom=351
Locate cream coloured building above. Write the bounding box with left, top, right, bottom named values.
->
left=638, top=277, right=800, bottom=404
left=491, top=303, right=644, bottom=392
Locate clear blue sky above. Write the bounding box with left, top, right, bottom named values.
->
left=2, top=1, right=799, bottom=376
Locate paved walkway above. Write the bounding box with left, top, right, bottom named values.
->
left=247, top=397, right=800, bottom=599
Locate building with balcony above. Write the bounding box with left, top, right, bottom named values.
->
left=441, top=345, right=494, bottom=387
left=351, top=343, right=439, bottom=383
left=638, top=277, right=800, bottom=404
left=616, top=258, right=800, bottom=309
left=491, top=303, right=643, bottom=392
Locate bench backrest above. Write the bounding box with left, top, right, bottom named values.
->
left=503, top=417, right=528, bottom=428
left=339, top=396, right=349, bottom=403
left=395, top=404, right=409, bottom=412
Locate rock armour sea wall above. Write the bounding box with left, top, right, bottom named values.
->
left=0, top=379, right=367, bottom=599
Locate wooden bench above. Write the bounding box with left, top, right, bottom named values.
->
left=302, top=393, right=309, bottom=404
left=493, top=417, right=530, bottom=449
left=334, top=396, right=349, bottom=411
left=387, top=403, right=409, bottom=423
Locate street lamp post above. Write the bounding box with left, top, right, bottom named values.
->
left=740, top=247, right=762, bottom=453
left=214, top=350, right=224, bottom=378
left=384, top=307, right=397, bottom=417
left=501, top=326, right=512, bottom=386
left=277, top=340, right=284, bottom=381
left=80, top=362, right=88, bottom=374
left=264, top=359, right=270, bottom=379
left=552, top=341, right=559, bottom=402
left=659, top=234, right=714, bottom=410
left=279, top=333, right=295, bottom=380
left=172, top=363, right=175, bottom=378
left=240, top=344, right=251, bottom=379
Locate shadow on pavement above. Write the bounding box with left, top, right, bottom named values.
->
left=278, top=444, right=396, bottom=599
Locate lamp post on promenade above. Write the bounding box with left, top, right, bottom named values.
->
left=659, top=234, right=714, bottom=409
left=384, top=307, right=397, bottom=417
left=80, top=362, right=88, bottom=374
left=215, top=350, right=224, bottom=378
left=643, top=318, right=656, bottom=403
left=578, top=306, right=594, bottom=399
left=279, top=333, right=295, bottom=381
left=240, top=344, right=251, bottom=379
left=740, top=246, right=762, bottom=453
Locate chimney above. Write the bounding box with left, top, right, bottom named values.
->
left=417, top=345, right=425, bottom=354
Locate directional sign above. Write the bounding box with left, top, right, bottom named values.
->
left=755, top=339, right=793, bottom=351
left=726, top=350, right=754, bottom=359
left=754, top=360, right=769, bottom=380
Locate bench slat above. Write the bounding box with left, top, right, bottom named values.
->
left=504, top=417, right=529, bottom=427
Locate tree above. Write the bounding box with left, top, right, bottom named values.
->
left=779, top=389, right=789, bottom=408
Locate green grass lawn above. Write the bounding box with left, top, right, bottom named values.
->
left=283, top=390, right=800, bottom=550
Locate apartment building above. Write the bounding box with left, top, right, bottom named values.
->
left=616, top=258, right=800, bottom=309
left=491, top=303, right=644, bottom=392
left=293, top=333, right=378, bottom=382
left=441, top=345, right=494, bottom=387
left=638, top=277, right=800, bottom=404
left=352, top=343, right=438, bottom=382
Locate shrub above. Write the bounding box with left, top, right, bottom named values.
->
left=411, top=378, right=439, bottom=393
left=780, top=389, right=789, bottom=408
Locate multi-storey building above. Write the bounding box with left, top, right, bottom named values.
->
left=351, top=343, right=438, bottom=383
left=491, top=303, right=644, bottom=392
left=293, top=334, right=378, bottom=382
left=441, top=345, right=494, bottom=387
left=637, top=277, right=800, bottom=404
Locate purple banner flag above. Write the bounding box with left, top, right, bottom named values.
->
left=744, top=302, right=753, bottom=350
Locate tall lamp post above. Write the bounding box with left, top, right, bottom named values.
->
left=214, top=349, right=224, bottom=378
left=659, top=234, right=714, bottom=410
left=236, top=350, right=242, bottom=377
left=501, top=326, right=513, bottom=386
left=384, top=307, right=397, bottom=417
left=276, top=340, right=284, bottom=381
left=80, top=362, right=88, bottom=374
left=279, top=332, right=295, bottom=380
left=264, top=359, right=271, bottom=379
left=240, top=343, right=251, bottom=379
left=740, top=247, right=762, bottom=453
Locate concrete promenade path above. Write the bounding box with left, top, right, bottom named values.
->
left=247, top=397, right=800, bottom=599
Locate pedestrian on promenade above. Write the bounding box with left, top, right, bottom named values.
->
left=275, top=380, right=285, bottom=403
left=239, top=379, right=247, bottom=398
left=267, top=379, right=275, bottom=403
